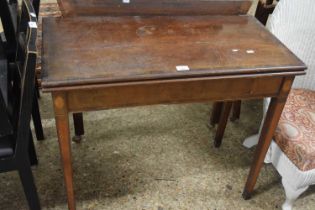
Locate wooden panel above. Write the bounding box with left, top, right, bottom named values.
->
left=57, top=0, right=252, bottom=16
left=41, top=16, right=305, bottom=90
left=66, top=75, right=284, bottom=112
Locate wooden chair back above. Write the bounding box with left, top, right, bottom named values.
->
left=57, top=0, right=252, bottom=16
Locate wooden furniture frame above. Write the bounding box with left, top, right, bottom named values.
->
left=0, top=1, right=40, bottom=209
left=210, top=0, right=280, bottom=139
left=42, top=1, right=306, bottom=209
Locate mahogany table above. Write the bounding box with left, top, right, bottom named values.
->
left=41, top=15, right=306, bottom=210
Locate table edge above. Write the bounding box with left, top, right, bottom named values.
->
left=41, top=69, right=307, bottom=92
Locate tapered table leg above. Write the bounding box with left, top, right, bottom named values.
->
left=243, top=77, right=293, bottom=199
left=243, top=97, right=285, bottom=199
left=214, top=101, right=233, bottom=148
left=230, top=100, right=241, bottom=122
left=52, top=92, right=76, bottom=210
left=210, top=102, right=223, bottom=126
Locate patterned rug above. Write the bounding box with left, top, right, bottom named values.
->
left=36, top=3, right=61, bottom=83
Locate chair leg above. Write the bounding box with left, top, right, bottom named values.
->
left=72, top=113, right=84, bottom=143
left=32, top=93, right=44, bottom=140
left=32, top=0, right=41, bottom=18
left=35, top=76, right=40, bottom=99
left=230, top=100, right=241, bottom=121
left=214, top=102, right=233, bottom=148
left=29, top=131, right=38, bottom=166
left=254, top=0, right=276, bottom=25
left=210, top=102, right=223, bottom=126
left=282, top=178, right=308, bottom=210
left=18, top=160, right=41, bottom=210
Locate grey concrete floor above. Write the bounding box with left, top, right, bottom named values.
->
left=1, top=1, right=315, bottom=210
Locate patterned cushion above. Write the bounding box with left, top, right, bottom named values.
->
left=274, top=89, right=315, bottom=171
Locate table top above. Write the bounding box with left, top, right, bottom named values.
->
left=41, top=15, right=306, bottom=91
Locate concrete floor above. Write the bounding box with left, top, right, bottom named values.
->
left=1, top=1, right=315, bottom=210
left=1, top=96, right=315, bottom=210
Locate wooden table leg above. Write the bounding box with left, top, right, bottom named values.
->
left=210, top=102, right=223, bottom=126
left=214, top=101, right=233, bottom=148
left=52, top=92, right=76, bottom=210
left=72, top=113, right=84, bottom=143
left=230, top=100, right=241, bottom=122
left=243, top=97, right=288, bottom=199
left=243, top=77, right=294, bottom=199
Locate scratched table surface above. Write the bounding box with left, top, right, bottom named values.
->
left=42, top=15, right=304, bottom=89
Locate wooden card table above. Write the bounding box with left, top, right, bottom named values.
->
left=41, top=14, right=306, bottom=210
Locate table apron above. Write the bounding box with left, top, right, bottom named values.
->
left=64, top=75, right=286, bottom=112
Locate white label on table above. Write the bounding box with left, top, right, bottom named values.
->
left=246, top=49, right=255, bottom=54
left=28, top=21, right=37, bottom=28
left=123, top=0, right=130, bottom=3
left=176, top=65, right=190, bottom=71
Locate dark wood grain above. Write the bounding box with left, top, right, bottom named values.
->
left=210, top=102, right=223, bottom=126
left=231, top=100, right=241, bottom=121
left=211, top=0, right=279, bottom=146
left=41, top=4, right=307, bottom=209
left=214, top=101, right=233, bottom=147
left=243, top=77, right=294, bottom=199
left=65, top=75, right=290, bottom=112
left=41, top=15, right=305, bottom=90
left=57, top=0, right=252, bottom=16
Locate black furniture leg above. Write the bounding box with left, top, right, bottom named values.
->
left=32, top=0, right=41, bottom=18
left=32, top=92, right=44, bottom=140
left=18, top=160, right=41, bottom=210
left=28, top=131, right=38, bottom=166
left=72, top=113, right=84, bottom=143
left=35, top=76, right=40, bottom=99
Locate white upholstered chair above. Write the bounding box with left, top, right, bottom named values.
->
left=243, top=0, right=315, bottom=209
